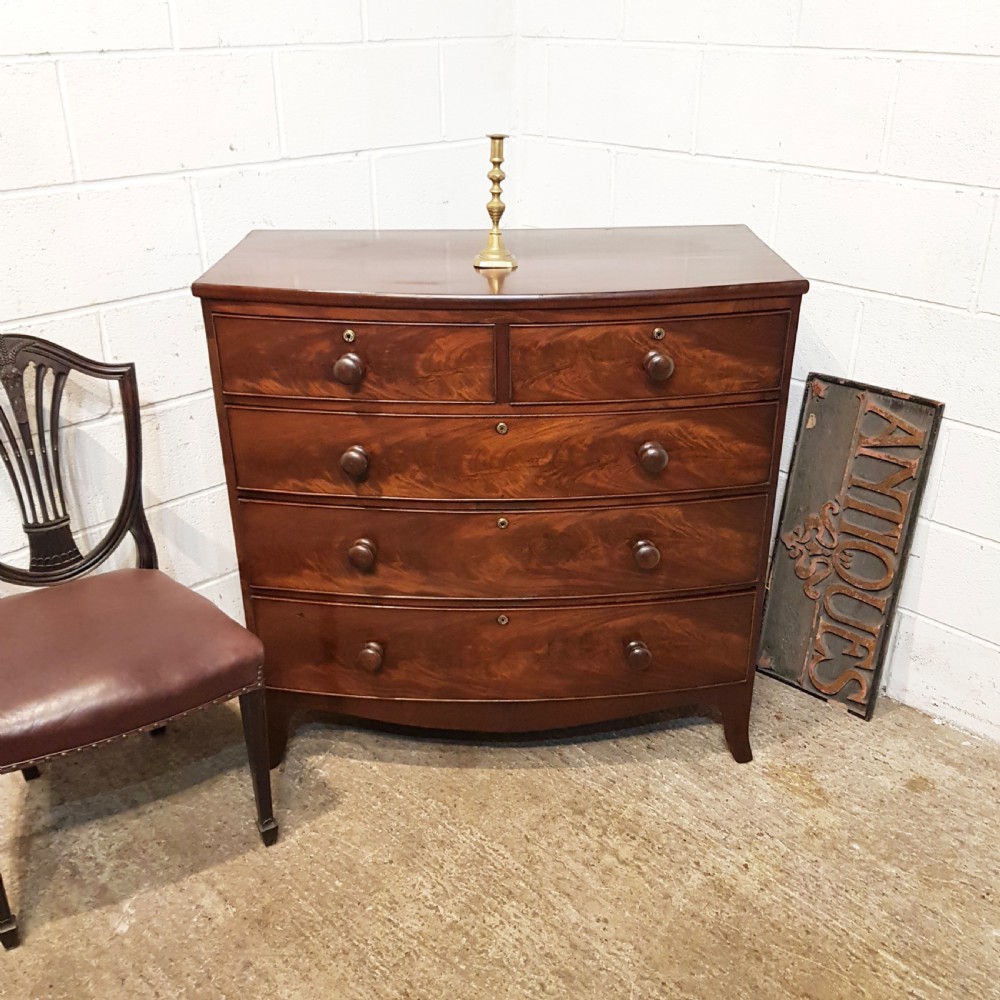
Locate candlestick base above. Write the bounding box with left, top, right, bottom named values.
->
left=473, top=231, right=518, bottom=270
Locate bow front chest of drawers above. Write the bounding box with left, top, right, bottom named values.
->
left=193, top=227, right=807, bottom=764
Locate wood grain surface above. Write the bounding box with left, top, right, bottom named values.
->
left=237, top=495, right=767, bottom=600
left=192, top=226, right=809, bottom=309
left=214, top=315, right=496, bottom=402
left=195, top=226, right=805, bottom=757
left=253, top=592, right=756, bottom=701
left=510, top=312, right=788, bottom=402
left=226, top=402, right=778, bottom=502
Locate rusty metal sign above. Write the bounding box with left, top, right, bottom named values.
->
left=757, top=374, right=944, bottom=718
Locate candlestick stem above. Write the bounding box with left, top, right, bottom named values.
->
left=473, top=133, right=517, bottom=270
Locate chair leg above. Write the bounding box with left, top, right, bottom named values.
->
left=21, top=766, right=41, bottom=782
left=0, top=871, right=19, bottom=950
left=239, top=689, right=278, bottom=847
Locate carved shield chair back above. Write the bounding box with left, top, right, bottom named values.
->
left=0, top=333, right=277, bottom=951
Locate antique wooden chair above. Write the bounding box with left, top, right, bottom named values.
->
left=0, top=333, right=277, bottom=950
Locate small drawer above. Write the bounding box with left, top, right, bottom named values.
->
left=237, top=494, right=767, bottom=600
left=213, top=315, right=496, bottom=402
left=227, top=402, right=778, bottom=502
left=509, top=312, right=788, bottom=403
left=253, top=592, right=756, bottom=701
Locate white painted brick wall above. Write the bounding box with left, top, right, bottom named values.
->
left=2, top=181, right=201, bottom=317
left=887, top=61, right=1000, bottom=187
left=373, top=143, right=488, bottom=229
left=980, top=232, right=1000, bottom=314
left=0, top=1, right=171, bottom=56
left=774, top=174, right=993, bottom=307
left=612, top=153, right=777, bottom=231
left=623, top=0, right=798, bottom=46
left=172, top=0, right=362, bottom=49
left=519, top=1, right=623, bottom=40
left=441, top=39, right=514, bottom=140
left=698, top=52, right=896, bottom=170
left=0, top=63, right=73, bottom=189
left=547, top=44, right=700, bottom=150
left=63, top=54, right=279, bottom=179
left=194, top=159, right=374, bottom=262
left=2, top=2, right=998, bottom=741
left=796, top=0, right=1000, bottom=55
left=278, top=45, right=442, bottom=156
left=364, top=1, right=510, bottom=41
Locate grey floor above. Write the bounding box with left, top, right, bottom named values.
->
left=1, top=676, right=997, bottom=1000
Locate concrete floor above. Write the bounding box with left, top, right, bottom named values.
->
left=1, top=676, right=997, bottom=1000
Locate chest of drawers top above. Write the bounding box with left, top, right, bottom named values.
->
left=193, top=225, right=807, bottom=311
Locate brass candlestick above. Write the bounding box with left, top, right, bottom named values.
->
left=473, top=133, right=517, bottom=270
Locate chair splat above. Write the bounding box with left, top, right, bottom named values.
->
left=0, top=337, right=84, bottom=573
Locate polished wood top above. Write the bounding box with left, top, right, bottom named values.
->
left=192, top=226, right=808, bottom=308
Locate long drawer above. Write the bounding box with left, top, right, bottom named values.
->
left=238, top=494, right=767, bottom=600
left=227, top=402, right=778, bottom=502
left=509, top=312, right=788, bottom=403
left=214, top=315, right=496, bottom=402
left=253, top=592, right=756, bottom=700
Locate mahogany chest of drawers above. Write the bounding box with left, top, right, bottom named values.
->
left=193, top=227, right=807, bottom=764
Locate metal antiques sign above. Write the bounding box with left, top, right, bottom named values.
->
left=757, top=375, right=944, bottom=718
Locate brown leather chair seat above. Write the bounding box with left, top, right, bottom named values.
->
left=0, top=568, right=263, bottom=771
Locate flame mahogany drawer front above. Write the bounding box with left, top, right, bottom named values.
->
left=214, top=315, right=496, bottom=402
left=237, top=494, right=768, bottom=600
left=252, top=592, right=757, bottom=701
left=509, top=312, right=789, bottom=404
left=226, top=403, right=779, bottom=501
left=194, top=226, right=807, bottom=762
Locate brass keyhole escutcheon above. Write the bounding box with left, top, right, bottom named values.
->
left=343, top=329, right=356, bottom=343
left=496, top=422, right=508, bottom=435
left=497, top=614, right=509, bottom=626
left=652, top=327, right=666, bottom=341
left=497, top=517, right=509, bottom=529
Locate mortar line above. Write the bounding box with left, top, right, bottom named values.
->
left=511, top=137, right=1000, bottom=196
left=53, top=60, right=82, bottom=181
left=272, top=52, right=287, bottom=158
left=188, top=176, right=209, bottom=271
left=165, top=0, right=180, bottom=51
left=895, top=607, right=1000, bottom=652
left=0, top=139, right=483, bottom=198
left=969, top=196, right=999, bottom=312
left=877, top=60, right=903, bottom=174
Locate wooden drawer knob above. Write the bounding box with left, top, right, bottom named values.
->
left=333, top=352, right=366, bottom=386
left=637, top=440, right=669, bottom=474
left=644, top=350, right=675, bottom=383
left=348, top=538, right=378, bottom=572
left=339, top=444, right=370, bottom=481
left=357, top=641, right=384, bottom=673
left=625, top=640, right=652, bottom=671
left=632, top=539, right=661, bottom=570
